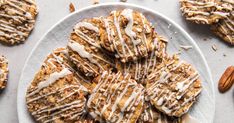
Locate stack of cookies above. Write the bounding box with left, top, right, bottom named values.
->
left=180, top=0, right=234, bottom=45
left=26, top=9, right=202, bottom=123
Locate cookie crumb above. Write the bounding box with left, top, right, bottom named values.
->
left=120, top=0, right=127, bottom=2
left=223, top=53, right=226, bottom=57
left=69, top=3, right=75, bottom=13
left=92, top=0, right=99, bottom=4
left=203, top=38, right=207, bottom=41
left=176, top=51, right=182, bottom=55
left=180, top=45, right=193, bottom=51
left=168, top=24, right=171, bottom=29
left=212, top=44, right=218, bottom=51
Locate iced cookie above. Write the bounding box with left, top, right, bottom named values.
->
left=0, top=0, right=38, bottom=45
left=138, top=102, right=179, bottom=123
left=100, top=9, right=155, bottom=62
left=26, top=48, right=91, bottom=123
left=146, top=55, right=202, bottom=117
left=211, top=3, right=233, bottom=45
left=0, top=55, right=8, bottom=90
left=87, top=71, right=144, bottom=123
left=180, top=0, right=232, bottom=24
left=67, top=18, right=115, bottom=77
left=115, top=35, right=168, bottom=85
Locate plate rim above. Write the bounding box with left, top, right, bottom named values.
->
left=17, top=2, right=215, bottom=122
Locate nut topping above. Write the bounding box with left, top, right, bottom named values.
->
left=218, top=66, right=234, bottom=93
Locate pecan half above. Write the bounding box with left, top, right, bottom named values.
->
left=69, top=3, right=75, bottom=13
left=218, top=66, right=234, bottom=93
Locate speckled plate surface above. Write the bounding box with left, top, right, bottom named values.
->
left=17, top=3, right=215, bottom=123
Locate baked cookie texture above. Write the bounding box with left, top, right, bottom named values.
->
left=211, top=2, right=234, bottom=45
left=68, top=18, right=115, bottom=77
left=87, top=71, right=144, bottom=123
left=146, top=55, right=202, bottom=117
left=100, top=9, right=155, bottom=63
left=0, top=55, right=8, bottom=90
left=180, top=0, right=232, bottom=24
left=26, top=48, right=91, bottom=123
left=0, top=0, right=38, bottom=45
left=138, top=102, right=179, bottom=123
left=115, top=35, right=168, bottom=85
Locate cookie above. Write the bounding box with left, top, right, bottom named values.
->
left=67, top=18, right=115, bottom=77
left=211, top=3, right=233, bottom=44
left=0, top=0, right=38, bottom=45
left=145, top=55, right=202, bottom=117
left=115, top=35, right=168, bottom=85
left=26, top=48, right=91, bottom=123
left=87, top=71, right=144, bottom=123
left=100, top=9, right=155, bottom=63
left=76, top=113, right=97, bottom=123
left=138, top=102, right=179, bottom=123
left=180, top=0, right=232, bottom=24
left=0, top=55, right=8, bottom=90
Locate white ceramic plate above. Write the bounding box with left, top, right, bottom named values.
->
left=17, top=3, right=215, bottom=123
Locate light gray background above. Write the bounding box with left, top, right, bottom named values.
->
left=0, top=0, right=233, bottom=122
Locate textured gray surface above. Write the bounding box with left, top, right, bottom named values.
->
left=0, top=0, right=233, bottom=123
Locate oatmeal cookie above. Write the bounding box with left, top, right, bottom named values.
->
left=100, top=9, right=155, bottom=63
left=116, top=35, right=168, bottom=85
left=0, top=0, right=38, bottom=45
left=0, top=55, right=8, bottom=90
left=211, top=2, right=233, bottom=44
left=67, top=18, right=115, bottom=77
left=180, top=0, right=232, bottom=24
left=26, top=48, right=91, bottom=123
left=87, top=71, right=144, bottom=123
left=146, top=55, right=202, bottom=117
left=138, top=102, right=179, bottom=123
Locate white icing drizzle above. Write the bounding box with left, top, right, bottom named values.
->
left=182, top=10, right=210, bottom=16
left=73, top=29, right=100, bottom=48
left=107, top=9, right=153, bottom=61
left=27, top=68, right=72, bottom=97
left=68, top=41, right=104, bottom=70
left=176, top=72, right=199, bottom=92
left=0, top=0, right=37, bottom=44
left=27, top=85, right=81, bottom=103
left=87, top=72, right=144, bottom=122
left=139, top=103, right=179, bottom=123
left=215, top=13, right=233, bottom=43
left=113, top=11, right=128, bottom=58
left=181, top=0, right=232, bottom=24
left=68, top=41, right=93, bottom=60
left=212, top=11, right=230, bottom=17
left=112, top=10, right=135, bottom=61
left=121, top=9, right=140, bottom=56
left=32, top=100, right=83, bottom=115
left=121, top=40, right=160, bottom=84
left=103, top=18, right=115, bottom=51
left=75, top=22, right=99, bottom=33
left=37, top=100, right=85, bottom=122
left=147, top=59, right=201, bottom=116
left=27, top=49, right=89, bottom=122
left=186, top=17, right=209, bottom=23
